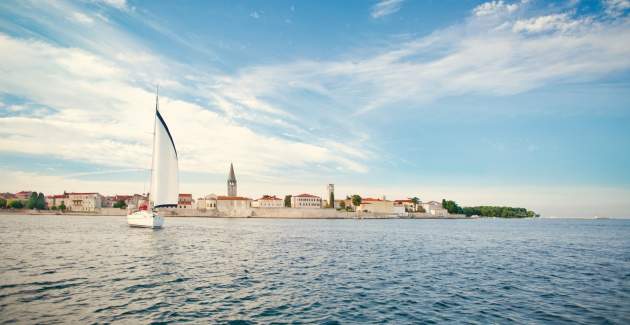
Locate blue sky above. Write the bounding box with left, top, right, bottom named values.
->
left=1, top=0, right=629, bottom=217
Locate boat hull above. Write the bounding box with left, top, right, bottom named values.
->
left=127, top=210, right=164, bottom=228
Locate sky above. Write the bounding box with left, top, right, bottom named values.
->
left=1, top=0, right=629, bottom=217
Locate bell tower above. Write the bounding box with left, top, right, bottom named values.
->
left=227, top=163, right=237, bottom=196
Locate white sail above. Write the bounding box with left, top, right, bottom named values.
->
left=150, top=104, right=179, bottom=208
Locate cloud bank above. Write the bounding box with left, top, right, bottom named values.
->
left=1, top=0, right=629, bottom=216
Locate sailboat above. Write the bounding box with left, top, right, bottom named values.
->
left=127, top=89, right=178, bottom=228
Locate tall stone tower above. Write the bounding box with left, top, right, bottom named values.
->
left=327, top=184, right=335, bottom=209
left=227, top=163, right=237, bottom=196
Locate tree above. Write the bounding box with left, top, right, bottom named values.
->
left=351, top=195, right=362, bottom=209
left=462, top=205, right=537, bottom=218
left=284, top=195, right=292, bottom=208
left=328, top=191, right=335, bottom=209
left=113, top=200, right=127, bottom=209
left=59, top=202, right=66, bottom=211
left=27, top=192, right=38, bottom=209
left=0, top=198, right=6, bottom=209
left=35, top=193, right=46, bottom=210
left=411, top=197, right=420, bottom=212
left=51, top=206, right=58, bottom=210
left=9, top=200, right=24, bottom=209
left=442, top=199, right=463, bottom=214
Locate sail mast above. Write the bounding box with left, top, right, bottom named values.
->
left=149, top=85, right=158, bottom=208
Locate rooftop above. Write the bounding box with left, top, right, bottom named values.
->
left=363, top=198, right=390, bottom=202
left=294, top=193, right=320, bottom=198
left=257, top=195, right=282, bottom=201
left=217, top=196, right=251, bottom=201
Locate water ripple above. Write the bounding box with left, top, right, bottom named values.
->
left=1, top=215, right=629, bottom=323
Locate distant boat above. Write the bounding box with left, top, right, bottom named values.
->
left=127, top=89, right=178, bottom=228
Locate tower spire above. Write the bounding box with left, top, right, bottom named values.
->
left=227, top=163, right=237, bottom=196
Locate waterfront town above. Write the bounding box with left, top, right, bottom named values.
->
left=0, top=163, right=458, bottom=218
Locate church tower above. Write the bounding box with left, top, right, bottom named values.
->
left=227, top=163, right=237, bottom=196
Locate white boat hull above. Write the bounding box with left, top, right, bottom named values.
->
left=127, top=210, right=164, bottom=228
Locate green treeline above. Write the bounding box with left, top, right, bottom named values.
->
left=442, top=199, right=538, bottom=218
left=463, top=206, right=538, bottom=218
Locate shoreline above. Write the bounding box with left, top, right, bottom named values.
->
left=0, top=209, right=476, bottom=220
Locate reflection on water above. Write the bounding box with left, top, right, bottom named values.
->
left=1, top=215, right=629, bottom=323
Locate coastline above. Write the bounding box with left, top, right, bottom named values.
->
left=0, top=209, right=474, bottom=220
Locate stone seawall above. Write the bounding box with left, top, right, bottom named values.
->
left=252, top=208, right=350, bottom=219
left=1, top=208, right=469, bottom=219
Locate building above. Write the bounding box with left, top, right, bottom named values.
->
left=45, top=194, right=66, bottom=209
left=334, top=199, right=347, bottom=209
left=252, top=195, right=284, bottom=208
left=394, top=199, right=419, bottom=212
left=103, top=195, right=131, bottom=208
left=102, top=194, right=148, bottom=209
left=227, top=163, right=237, bottom=197
left=1, top=193, right=17, bottom=201
left=359, top=198, right=396, bottom=214
left=196, top=194, right=217, bottom=210
left=178, top=193, right=194, bottom=209
left=216, top=196, right=251, bottom=210
left=291, top=194, right=322, bottom=208
left=421, top=201, right=449, bottom=216
left=14, top=191, right=33, bottom=201
left=66, top=193, right=103, bottom=212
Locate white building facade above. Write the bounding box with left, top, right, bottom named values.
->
left=291, top=194, right=322, bottom=208
left=421, top=201, right=449, bottom=216
left=66, top=193, right=103, bottom=212
left=217, top=196, right=252, bottom=210
left=253, top=195, right=284, bottom=208
left=196, top=194, right=218, bottom=210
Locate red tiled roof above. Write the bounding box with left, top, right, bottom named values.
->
left=16, top=191, right=32, bottom=195
left=179, top=193, right=193, bottom=198
left=217, top=196, right=251, bottom=200
left=257, top=195, right=282, bottom=201
left=294, top=193, right=320, bottom=198
left=46, top=195, right=66, bottom=199
left=363, top=198, right=386, bottom=202
left=394, top=199, right=413, bottom=203
left=67, top=192, right=99, bottom=195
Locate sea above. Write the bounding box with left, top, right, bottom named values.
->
left=0, top=215, right=629, bottom=324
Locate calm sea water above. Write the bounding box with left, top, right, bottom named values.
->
left=0, top=215, right=629, bottom=324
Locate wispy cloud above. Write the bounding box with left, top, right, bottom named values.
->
left=473, top=0, right=520, bottom=17
left=371, top=0, right=405, bottom=18
left=215, top=2, right=630, bottom=116
left=71, top=12, right=94, bottom=25
left=0, top=31, right=369, bottom=178
left=603, top=0, right=630, bottom=17
left=97, top=0, right=128, bottom=11
left=512, top=13, right=591, bottom=33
